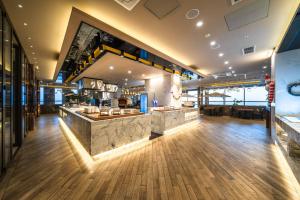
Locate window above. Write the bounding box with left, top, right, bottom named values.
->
left=245, top=86, right=267, bottom=106
left=205, top=86, right=267, bottom=106
left=182, top=90, right=198, bottom=108
left=224, top=87, right=244, bottom=106
left=56, top=73, right=63, bottom=83
left=40, top=87, right=44, bottom=105
left=55, top=88, right=63, bottom=105
left=209, top=89, right=225, bottom=105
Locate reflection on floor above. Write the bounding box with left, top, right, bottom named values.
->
left=0, top=115, right=299, bottom=200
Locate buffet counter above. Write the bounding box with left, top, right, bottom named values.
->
left=150, top=107, right=199, bottom=134
left=59, top=106, right=151, bottom=156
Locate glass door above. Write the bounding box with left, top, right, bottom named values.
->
left=0, top=8, right=3, bottom=174
left=3, top=15, right=12, bottom=167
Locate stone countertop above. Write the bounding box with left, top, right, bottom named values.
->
left=276, top=115, right=300, bottom=134
left=276, top=115, right=300, bottom=146
left=60, top=106, right=147, bottom=123
left=76, top=111, right=145, bottom=121
left=151, top=107, right=198, bottom=113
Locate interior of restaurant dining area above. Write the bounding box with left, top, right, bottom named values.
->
left=0, top=0, right=300, bottom=199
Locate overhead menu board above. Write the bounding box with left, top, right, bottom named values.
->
left=78, top=78, right=118, bottom=92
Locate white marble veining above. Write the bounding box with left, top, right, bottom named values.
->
left=151, top=108, right=199, bottom=134
left=59, top=107, right=151, bottom=156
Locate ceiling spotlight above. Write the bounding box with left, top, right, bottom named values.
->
left=28, top=37, right=31, bottom=40
left=128, top=70, right=132, bottom=74
left=196, top=20, right=204, bottom=27
left=30, top=45, right=33, bottom=48
left=32, top=52, right=35, bottom=55
left=218, top=53, right=224, bottom=57
left=24, top=22, right=28, bottom=26
left=142, top=74, right=145, bottom=77
left=125, top=78, right=128, bottom=81
left=18, top=4, right=23, bottom=8
left=232, top=70, right=235, bottom=73
left=205, top=33, right=211, bottom=38
left=210, top=41, right=216, bottom=46
left=228, top=66, right=232, bottom=70
left=124, top=82, right=127, bottom=86
left=224, top=61, right=229, bottom=65
left=234, top=74, right=237, bottom=77
left=109, top=66, right=114, bottom=70
left=36, top=66, right=39, bottom=70
left=263, top=66, right=267, bottom=69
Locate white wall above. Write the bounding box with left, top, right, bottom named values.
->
left=145, top=74, right=182, bottom=107
left=275, top=48, right=300, bottom=115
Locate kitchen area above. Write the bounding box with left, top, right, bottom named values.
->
left=59, top=73, right=199, bottom=156
left=57, top=22, right=201, bottom=157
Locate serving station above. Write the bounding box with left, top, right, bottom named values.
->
left=56, top=21, right=202, bottom=157
left=151, top=107, right=199, bottom=134
left=60, top=106, right=151, bottom=156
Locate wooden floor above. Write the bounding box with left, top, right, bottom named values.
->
left=0, top=115, right=300, bottom=200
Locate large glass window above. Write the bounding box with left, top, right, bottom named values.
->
left=205, top=86, right=267, bottom=106
left=245, top=86, right=268, bottom=106
left=225, top=87, right=244, bottom=106
left=40, top=87, right=44, bottom=105
left=56, top=73, right=63, bottom=83
left=208, top=88, right=225, bottom=105
left=55, top=88, right=63, bottom=105
left=3, top=16, right=12, bottom=165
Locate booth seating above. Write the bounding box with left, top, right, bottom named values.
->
left=203, top=106, right=265, bottom=119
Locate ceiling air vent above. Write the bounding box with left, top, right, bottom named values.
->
left=229, top=0, right=243, bottom=6
left=114, top=0, right=141, bottom=11
left=242, top=46, right=255, bottom=55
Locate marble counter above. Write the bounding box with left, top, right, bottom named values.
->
left=276, top=115, right=300, bottom=157
left=59, top=107, right=151, bottom=156
left=151, top=107, right=199, bottom=134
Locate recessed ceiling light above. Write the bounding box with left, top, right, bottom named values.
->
left=33, top=57, right=37, bottom=60
left=196, top=20, right=204, bottom=27
left=24, top=22, right=28, bottom=26
left=228, top=66, right=232, bottom=70
left=142, top=74, right=145, bottom=77
left=124, top=82, right=128, bottom=86
left=232, top=70, right=235, bottom=73
left=30, top=45, right=33, bottom=48
left=18, top=4, right=23, bottom=8
left=36, top=66, right=39, bottom=70
left=125, top=78, right=128, bottom=81
left=263, top=66, right=267, bottom=69
left=218, top=53, right=224, bottom=57
left=28, top=37, right=31, bottom=40
left=210, top=41, right=216, bottom=46
left=224, top=61, right=229, bottom=65
left=234, top=74, right=237, bottom=77
left=205, top=33, right=211, bottom=38
left=4, top=39, right=9, bottom=42
left=109, top=66, right=114, bottom=70
left=128, top=70, right=132, bottom=74
left=32, top=52, right=35, bottom=55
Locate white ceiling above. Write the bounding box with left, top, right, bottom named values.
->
left=2, top=0, right=299, bottom=80
left=73, top=52, right=169, bottom=86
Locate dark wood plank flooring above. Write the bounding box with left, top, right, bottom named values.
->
left=0, top=115, right=299, bottom=200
